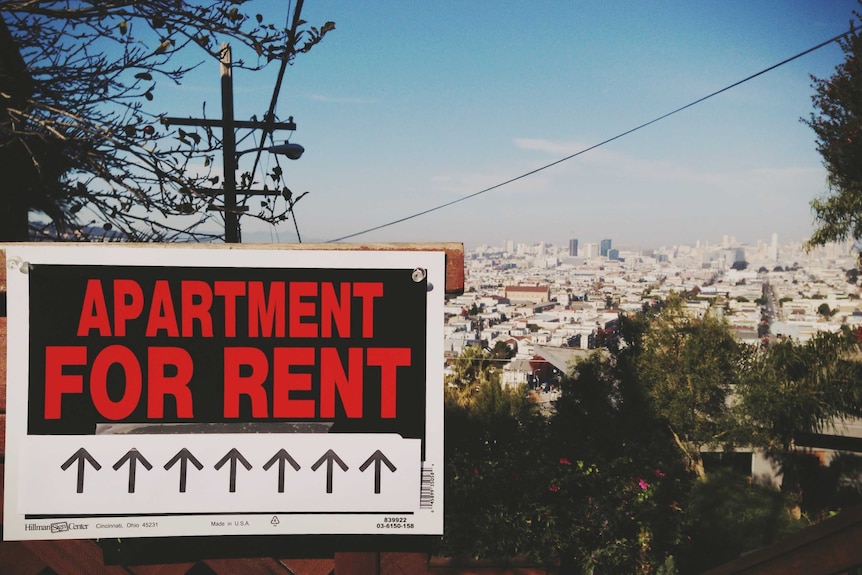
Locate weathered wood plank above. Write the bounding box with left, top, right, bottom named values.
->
left=275, top=557, right=335, bottom=575
left=380, top=552, right=428, bottom=574
left=0, top=540, right=50, bottom=575
left=205, top=556, right=294, bottom=574
left=0, top=242, right=464, bottom=294
left=334, top=552, right=380, bottom=575
left=702, top=504, right=862, bottom=575
left=127, top=563, right=197, bottom=575
left=21, top=539, right=129, bottom=575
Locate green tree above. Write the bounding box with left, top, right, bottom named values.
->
left=445, top=345, right=496, bottom=402
left=0, top=1, right=333, bottom=241
left=548, top=352, right=687, bottom=574
left=631, top=295, right=747, bottom=479
left=736, top=330, right=862, bottom=514
left=442, top=373, right=552, bottom=561
left=805, top=5, right=862, bottom=248
left=489, top=340, right=515, bottom=360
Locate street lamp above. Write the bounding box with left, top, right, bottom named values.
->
left=236, top=141, right=304, bottom=161
left=225, top=141, right=305, bottom=241
left=266, top=141, right=304, bottom=160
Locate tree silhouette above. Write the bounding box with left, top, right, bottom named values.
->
left=0, top=0, right=333, bottom=241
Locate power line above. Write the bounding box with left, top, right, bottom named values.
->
left=327, top=28, right=854, bottom=244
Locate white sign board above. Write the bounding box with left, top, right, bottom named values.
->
left=3, top=245, right=444, bottom=540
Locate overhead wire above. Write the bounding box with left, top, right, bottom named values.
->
left=326, top=28, right=855, bottom=244
left=241, top=0, right=304, bottom=242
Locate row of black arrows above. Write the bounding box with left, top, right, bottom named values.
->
left=61, top=447, right=397, bottom=495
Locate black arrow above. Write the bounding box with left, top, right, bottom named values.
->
left=61, top=448, right=101, bottom=494
left=359, top=450, right=397, bottom=494
left=112, top=448, right=153, bottom=493
left=164, top=448, right=204, bottom=493
left=311, top=449, right=348, bottom=494
left=214, top=448, right=252, bottom=493
left=263, top=449, right=301, bottom=493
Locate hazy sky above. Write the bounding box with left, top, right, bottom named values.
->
left=164, top=1, right=861, bottom=249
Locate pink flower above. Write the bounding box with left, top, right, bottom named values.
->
left=559, top=457, right=572, bottom=466
left=654, top=468, right=666, bottom=478
left=473, top=468, right=479, bottom=476
left=637, top=479, right=650, bottom=490
left=549, top=484, right=560, bottom=493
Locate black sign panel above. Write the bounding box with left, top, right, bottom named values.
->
left=27, top=265, right=427, bottom=447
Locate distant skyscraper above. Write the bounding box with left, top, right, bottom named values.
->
left=569, top=238, right=578, bottom=257
left=770, top=233, right=778, bottom=262
left=506, top=239, right=514, bottom=253
left=600, top=238, right=612, bottom=257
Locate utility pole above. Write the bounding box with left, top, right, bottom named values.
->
left=220, top=44, right=238, bottom=242
left=164, top=43, right=297, bottom=243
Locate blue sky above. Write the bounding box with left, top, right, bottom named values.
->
left=163, top=1, right=861, bottom=249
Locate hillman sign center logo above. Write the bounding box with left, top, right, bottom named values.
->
left=3, top=245, right=444, bottom=540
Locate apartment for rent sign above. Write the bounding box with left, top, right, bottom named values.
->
left=3, top=245, right=444, bottom=540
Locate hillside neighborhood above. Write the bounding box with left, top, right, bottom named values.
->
left=445, top=236, right=862, bottom=423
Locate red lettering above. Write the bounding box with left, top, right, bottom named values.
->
left=113, top=280, right=144, bottom=337
left=147, top=347, right=194, bottom=418
left=320, top=347, right=363, bottom=418
left=214, top=281, right=245, bottom=337
left=353, top=282, right=383, bottom=338
left=321, top=282, right=351, bottom=338
left=249, top=281, right=285, bottom=337
left=367, top=348, right=411, bottom=418
left=223, top=347, right=268, bottom=417
left=146, top=280, right=179, bottom=337
left=289, top=282, right=318, bottom=338
left=181, top=280, right=213, bottom=337
left=44, top=346, right=87, bottom=419
left=273, top=347, right=315, bottom=417
left=77, top=280, right=111, bottom=336
left=90, top=345, right=142, bottom=420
